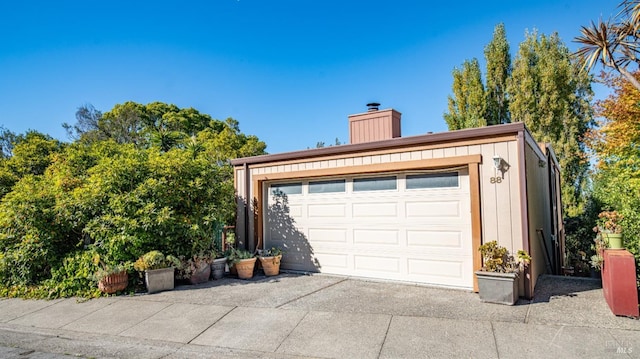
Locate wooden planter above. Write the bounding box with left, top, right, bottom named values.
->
left=145, top=267, right=175, bottom=294
left=259, top=255, right=282, bottom=276
left=475, top=271, right=519, bottom=305
left=235, top=257, right=257, bottom=279
left=98, top=271, right=128, bottom=294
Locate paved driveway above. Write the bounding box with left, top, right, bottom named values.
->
left=0, top=274, right=637, bottom=358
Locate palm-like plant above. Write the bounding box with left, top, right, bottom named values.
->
left=575, top=0, right=640, bottom=91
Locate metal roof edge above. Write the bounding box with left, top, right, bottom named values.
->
left=231, top=122, right=526, bottom=166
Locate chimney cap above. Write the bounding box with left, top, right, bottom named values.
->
left=366, top=102, right=380, bottom=112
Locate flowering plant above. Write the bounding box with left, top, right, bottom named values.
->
left=594, top=210, right=623, bottom=234
left=478, top=241, right=531, bottom=273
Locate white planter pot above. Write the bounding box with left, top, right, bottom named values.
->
left=475, top=270, right=519, bottom=305
left=145, top=267, right=175, bottom=294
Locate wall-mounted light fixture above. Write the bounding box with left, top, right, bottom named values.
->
left=493, top=155, right=505, bottom=171
left=492, top=155, right=510, bottom=178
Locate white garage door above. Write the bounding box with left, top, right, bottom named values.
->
left=264, top=169, right=473, bottom=289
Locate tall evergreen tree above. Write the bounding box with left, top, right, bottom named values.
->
left=484, top=23, right=512, bottom=125
left=508, top=31, right=594, bottom=216
left=444, top=58, right=487, bottom=130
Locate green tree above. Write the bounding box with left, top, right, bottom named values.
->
left=9, top=131, right=63, bottom=177
left=575, top=0, right=640, bottom=91
left=0, top=102, right=267, bottom=298
left=0, top=126, right=16, bottom=159
left=589, top=71, right=640, bottom=265
left=444, top=58, right=487, bottom=130
left=484, top=23, right=512, bottom=125
left=62, top=104, right=102, bottom=142
left=508, top=31, right=593, bottom=216
left=0, top=131, right=64, bottom=198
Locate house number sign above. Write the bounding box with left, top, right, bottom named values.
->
left=490, top=177, right=502, bottom=184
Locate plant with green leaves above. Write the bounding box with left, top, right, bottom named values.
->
left=226, top=248, right=255, bottom=265
left=478, top=241, right=531, bottom=273
left=176, top=250, right=215, bottom=280
left=258, top=247, right=283, bottom=257
left=444, top=58, right=487, bottom=130
left=574, top=0, right=640, bottom=91
left=133, top=251, right=180, bottom=272
left=484, top=23, right=512, bottom=126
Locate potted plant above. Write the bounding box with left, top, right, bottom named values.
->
left=257, top=246, right=283, bottom=276
left=475, top=241, right=531, bottom=305
left=210, top=248, right=227, bottom=280
left=228, top=248, right=256, bottom=279
left=177, top=251, right=214, bottom=285
left=594, top=210, right=623, bottom=249
left=133, top=250, right=180, bottom=294
left=589, top=230, right=607, bottom=278
left=94, top=264, right=129, bottom=294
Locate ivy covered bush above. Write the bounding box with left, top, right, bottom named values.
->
left=0, top=102, right=265, bottom=298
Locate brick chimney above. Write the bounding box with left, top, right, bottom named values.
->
left=348, top=103, right=401, bottom=144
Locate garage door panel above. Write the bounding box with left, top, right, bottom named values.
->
left=286, top=204, right=303, bottom=218
left=352, top=202, right=397, bottom=217
left=353, top=229, right=399, bottom=245
left=308, top=228, right=347, bottom=243
left=313, top=252, right=349, bottom=270
left=406, top=230, right=464, bottom=248
left=354, top=255, right=400, bottom=273
left=266, top=230, right=322, bottom=273
left=407, top=258, right=464, bottom=278
left=308, top=203, right=346, bottom=217
left=405, top=200, right=462, bottom=218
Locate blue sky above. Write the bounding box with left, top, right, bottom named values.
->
left=0, top=0, right=617, bottom=154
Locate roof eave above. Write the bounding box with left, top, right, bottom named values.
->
left=231, top=122, right=526, bottom=166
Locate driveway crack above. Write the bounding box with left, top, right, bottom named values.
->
left=377, top=315, right=393, bottom=359
left=187, top=305, right=237, bottom=344
left=275, top=278, right=348, bottom=308
left=490, top=321, right=500, bottom=359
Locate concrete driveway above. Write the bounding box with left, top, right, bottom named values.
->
left=0, top=274, right=637, bottom=358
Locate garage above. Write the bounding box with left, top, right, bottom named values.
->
left=264, top=169, right=473, bottom=289
left=232, top=105, right=564, bottom=298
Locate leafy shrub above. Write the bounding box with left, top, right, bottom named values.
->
left=478, top=241, right=531, bottom=273
left=133, top=251, right=180, bottom=271
left=0, top=102, right=266, bottom=298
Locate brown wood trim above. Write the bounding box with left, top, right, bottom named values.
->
left=254, top=178, right=263, bottom=252
left=232, top=122, right=525, bottom=166
left=469, top=162, right=482, bottom=292
left=253, top=155, right=481, bottom=182
left=240, top=136, right=514, bottom=170
left=517, top=131, right=532, bottom=299
left=251, top=154, right=484, bottom=292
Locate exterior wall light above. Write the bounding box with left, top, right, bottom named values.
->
left=492, top=155, right=510, bottom=178
left=493, top=155, right=504, bottom=171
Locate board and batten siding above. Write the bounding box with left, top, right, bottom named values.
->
left=524, top=141, right=553, bottom=293
left=235, top=137, right=525, bottom=259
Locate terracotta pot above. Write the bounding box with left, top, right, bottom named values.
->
left=98, top=271, right=128, bottom=294
left=235, top=257, right=257, bottom=279
left=259, top=255, right=282, bottom=276
left=210, top=257, right=227, bottom=280
left=188, top=262, right=211, bottom=285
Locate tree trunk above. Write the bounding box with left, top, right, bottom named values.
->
left=618, top=66, right=640, bottom=92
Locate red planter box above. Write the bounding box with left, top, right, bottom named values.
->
left=602, top=249, right=639, bottom=317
